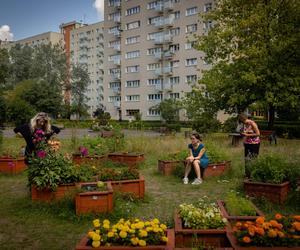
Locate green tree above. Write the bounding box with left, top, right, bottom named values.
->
left=70, top=64, right=90, bottom=119
left=0, top=48, right=10, bottom=89
left=0, top=94, right=6, bottom=126
left=154, top=98, right=181, bottom=123
left=196, top=0, right=300, bottom=128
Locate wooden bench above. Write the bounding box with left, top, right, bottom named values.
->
left=260, top=130, right=277, bottom=144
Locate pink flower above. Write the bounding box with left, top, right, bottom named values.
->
left=37, top=150, right=47, bottom=158
left=79, top=146, right=88, bottom=156
left=35, top=129, right=45, bottom=135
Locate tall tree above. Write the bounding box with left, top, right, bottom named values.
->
left=196, top=0, right=300, bottom=128
left=0, top=48, right=10, bottom=89
left=154, top=98, right=181, bottom=123
left=70, top=64, right=90, bottom=119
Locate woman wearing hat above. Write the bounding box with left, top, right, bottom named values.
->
left=14, top=112, right=60, bottom=164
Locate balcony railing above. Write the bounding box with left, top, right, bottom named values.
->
left=113, top=101, right=121, bottom=108
left=113, top=44, right=121, bottom=51
left=154, top=34, right=173, bottom=45
left=112, top=87, right=121, bottom=94
left=113, top=59, right=121, bottom=65
left=155, top=67, right=173, bottom=76
left=112, top=73, right=121, bottom=80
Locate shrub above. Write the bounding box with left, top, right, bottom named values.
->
left=224, top=192, right=257, bottom=216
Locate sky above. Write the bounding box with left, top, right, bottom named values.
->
left=0, top=0, right=104, bottom=41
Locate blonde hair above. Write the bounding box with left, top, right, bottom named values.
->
left=30, top=112, right=51, bottom=133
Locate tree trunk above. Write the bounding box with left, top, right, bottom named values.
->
left=268, top=104, right=275, bottom=129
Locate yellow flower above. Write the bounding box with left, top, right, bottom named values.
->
left=92, top=240, right=100, bottom=248
left=119, top=230, right=127, bottom=238
left=131, top=237, right=139, bottom=245
left=92, top=234, right=101, bottom=241
left=123, top=225, right=130, bottom=232
left=119, top=218, right=125, bottom=223
left=138, top=239, right=146, bottom=246
left=107, top=231, right=114, bottom=238
left=160, top=224, right=167, bottom=231
left=93, top=219, right=100, bottom=228
left=136, top=222, right=145, bottom=229
left=145, top=221, right=151, bottom=226
left=131, top=224, right=136, bottom=229
left=153, top=227, right=159, bottom=233
left=129, top=229, right=135, bottom=234
left=103, top=223, right=110, bottom=230
left=125, top=220, right=131, bottom=226
left=103, top=219, right=110, bottom=225
left=152, top=218, right=160, bottom=224
left=139, top=230, right=148, bottom=237
left=117, top=224, right=124, bottom=231
left=134, top=219, right=140, bottom=223
left=146, top=227, right=153, bottom=232
left=161, top=236, right=168, bottom=242
left=88, top=231, right=94, bottom=239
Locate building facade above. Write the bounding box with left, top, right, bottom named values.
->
left=70, top=22, right=105, bottom=115
left=103, top=0, right=213, bottom=120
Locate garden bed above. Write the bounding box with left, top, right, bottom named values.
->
left=204, top=161, right=231, bottom=178
left=158, top=160, right=183, bottom=176
left=107, top=152, right=145, bottom=166
left=0, top=157, right=26, bottom=174
left=72, top=154, right=107, bottom=165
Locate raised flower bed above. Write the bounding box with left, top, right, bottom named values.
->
left=72, top=153, right=107, bottom=165
left=75, top=218, right=174, bottom=250
left=174, top=200, right=229, bottom=248
left=75, top=182, right=113, bottom=215
left=107, top=152, right=145, bottom=166
left=158, top=160, right=183, bottom=176
left=204, top=161, right=231, bottom=178
left=0, top=156, right=26, bottom=174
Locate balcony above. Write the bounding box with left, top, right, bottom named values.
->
left=114, top=1, right=121, bottom=9
left=163, top=50, right=174, bottom=60
left=113, top=101, right=121, bottom=108
left=154, top=34, right=173, bottom=45
left=113, top=30, right=121, bottom=37
left=113, top=44, right=121, bottom=51
left=155, top=3, right=164, bottom=13
left=155, top=67, right=173, bottom=76
left=112, top=87, right=121, bottom=95
left=113, top=58, right=121, bottom=66
left=112, top=73, right=121, bottom=80
left=155, top=1, right=173, bottom=13
left=113, top=16, right=121, bottom=23
left=154, top=83, right=163, bottom=92
left=163, top=82, right=172, bottom=91
left=154, top=51, right=163, bottom=60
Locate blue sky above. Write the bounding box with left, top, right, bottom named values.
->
left=0, top=0, right=104, bottom=41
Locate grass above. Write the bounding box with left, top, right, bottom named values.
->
left=0, top=133, right=300, bottom=249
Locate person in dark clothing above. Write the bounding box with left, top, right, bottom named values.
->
left=14, top=112, right=60, bottom=164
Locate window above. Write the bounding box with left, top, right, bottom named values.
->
left=108, top=96, right=121, bottom=102
left=126, top=65, right=139, bottom=73
left=147, top=63, right=161, bottom=71
left=148, top=109, right=160, bottom=116
left=109, top=68, right=120, bottom=75
left=125, top=95, right=140, bottom=102
left=109, top=82, right=121, bottom=88
left=170, top=76, right=180, bottom=84
left=108, top=12, right=121, bottom=21
left=126, top=6, right=140, bottom=16
left=170, top=60, right=179, bottom=68
left=170, top=27, right=180, bottom=36
left=126, top=80, right=140, bottom=87
left=125, top=50, right=140, bottom=59
left=186, top=75, right=197, bottom=83
left=147, top=1, right=159, bottom=10
left=147, top=47, right=162, bottom=55
left=126, top=21, right=140, bottom=30
left=186, top=58, right=197, bottom=66
left=147, top=31, right=164, bottom=40
left=170, top=93, right=180, bottom=99
left=186, top=7, right=198, bottom=16
left=108, top=0, right=121, bottom=7
left=186, top=24, right=197, bottom=33
left=169, top=44, right=180, bottom=52
left=174, top=11, right=180, bottom=19
left=126, top=36, right=140, bottom=44
left=147, top=78, right=162, bottom=85
left=109, top=40, right=120, bottom=48
left=148, top=94, right=163, bottom=101
left=204, top=3, right=213, bottom=12
left=148, top=16, right=163, bottom=25
left=185, top=41, right=196, bottom=50
left=108, top=54, right=121, bottom=62
left=126, top=109, right=140, bottom=116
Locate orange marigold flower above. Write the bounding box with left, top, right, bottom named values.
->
left=277, top=231, right=285, bottom=238
left=248, top=226, right=256, bottom=236
left=292, top=235, right=300, bottom=239
left=242, top=236, right=251, bottom=243
left=268, top=229, right=277, bottom=238
left=293, top=215, right=300, bottom=221
left=292, top=221, right=300, bottom=231
left=255, top=227, right=265, bottom=236
left=270, top=220, right=282, bottom=229
left=262, top=222, right=271, bottom=230
left=275, top=213, right=283, bottom=220
left=256, top=217, right=265, bottom=225
left=235, top=222, right=242, bottom=228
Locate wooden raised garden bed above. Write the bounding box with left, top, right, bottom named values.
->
left=158, top=160, right=183, bottom=176
left=107, top=152, right=145, bottom=166
left=204, top=161, right=231, bottom=178
left=0, top=157, right=26, bottom=174
left=72, top=154, right=107, bottom=165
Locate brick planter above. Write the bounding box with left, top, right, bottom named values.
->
left=75, top=182, right=113, bottom=215
left=107, top=152, right=145, bottom=166
left=72, top=154, right=107, bottom=165
left=174, top=211, right=230, bottom=248
left=158, top=160, right=183, bottom=176
left=217, top=200, right=264, bottom=222
left=226, top=230, right=298, bottom=250
left=110, top=174, right=145, bottom=199
left=75, top=229, right=174, bottom=250
left=204, top=161, right=231, bottom=178
left=243, top=180, right=289, bottom=204
left=31, top=183, right=77, bottom=202
left=0, top=157, right=26, bottom=174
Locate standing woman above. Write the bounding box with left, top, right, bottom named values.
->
left=14, top=112, right=60, bottom=164
left=238, top=113, right=260, bottom=177
left=183, top=132, right=209, bottom=185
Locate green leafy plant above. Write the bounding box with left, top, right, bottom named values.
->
left=224, top=192, right=257, bottom=216
left=160, top=150, right=188, bottom=161
left=0, top=145, right=23, bottom=158
left=249, top=154, right=291, bottom=184
left=79, top=136, right=110, bottom=156
left=179, top=198, right=227, bottom=229
left=205, top=141, right=229, bottom=163
left=96, top=167, right=139, bottom=181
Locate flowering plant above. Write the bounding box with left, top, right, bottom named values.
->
left=233, top=214, right=300, bottom=247
left=179, top=198, right=227, bottom=229
left=86, top=218, right=168, bottom=248
left=95, top=167, right=140, bottom=181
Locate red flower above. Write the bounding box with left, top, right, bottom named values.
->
left=37, top=150, right=47, bottom=158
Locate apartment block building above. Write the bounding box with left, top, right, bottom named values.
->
left=103, top=0, right=213, bottom=120
left=70, top=22, right=105, bottom=115
left=0, top=31, right=64, bottom=50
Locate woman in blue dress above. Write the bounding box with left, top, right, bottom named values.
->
left=183, top=132, right=209, bottom=185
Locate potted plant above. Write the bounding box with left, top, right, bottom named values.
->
left=243, top=154, right=296, bottom=204
left=75, top=181, right=113, bottom=215
left=217, top=192, right=264, bottom=222
left=175, top=198, right=229, bottom=248
left=75, top=218, right=174, bottom=249
left=0, top=146, right=26, bottom=174
left=94, top=166, right=145, bottom=199
left=227, top=214, right=300, bottom=249
left=158, top=150, right=187, bottom=176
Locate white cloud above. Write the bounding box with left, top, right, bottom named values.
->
left=93, top=0, right=104, bottom=19
left=0, top=25, right=14, bottom=41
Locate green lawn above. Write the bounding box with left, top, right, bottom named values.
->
left=0, top=133, right=299, bottom=250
